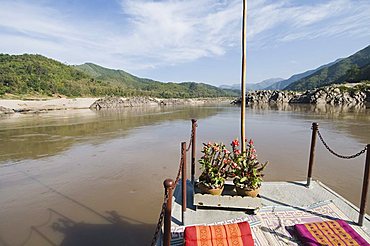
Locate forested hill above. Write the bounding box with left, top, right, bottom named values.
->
left=75, top=63, right=158, bottom=88
left=266, top=60, right=338, bottom=90
left=75, top=63, right=238, bottom=98
left=0, top=54, right=238, bottom=98
left=285, top=45, right=370, bottom=91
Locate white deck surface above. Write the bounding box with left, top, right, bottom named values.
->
left=169, top=180, right=370, bottom=244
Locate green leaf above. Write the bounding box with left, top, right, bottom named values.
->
left=240, top=177, right=247, bottom=183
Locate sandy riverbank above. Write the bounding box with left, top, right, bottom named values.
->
left=0, top=98, right=100, bottom=113
left=0, top=97, right=233, bottom=114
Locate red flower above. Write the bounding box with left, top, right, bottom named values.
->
left=234, top=149, right=241, bottom=155
left=231, top=139, right=239, bottom=147
left=249, top=139, right=254, bottom=145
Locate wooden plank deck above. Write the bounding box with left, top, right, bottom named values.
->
left=169, top=180, right=370, bottom=244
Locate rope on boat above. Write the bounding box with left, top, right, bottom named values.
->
left=151, top=123, right=195, bottom=245
left=317, top=129, right=367, bottom=159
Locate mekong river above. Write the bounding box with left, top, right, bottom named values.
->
left=0, top=104, right=369, bottom=245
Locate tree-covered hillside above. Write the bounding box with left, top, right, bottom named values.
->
left=266, top=60, right=338, bottom=90
left=75, top=63, right=156, bottom=88
left=0, top=54, right=238, bottom=98
left=75, top=63, right=238, bottom=98
left=285, top=45, right=370, bottom=91
left=0, top=54, right=92, bottom=96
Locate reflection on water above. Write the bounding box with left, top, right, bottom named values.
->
left=0, top=106, right=223, bottom=163
left=247, top=103, right=370, bottom=144
left=0, top=104, right=369, bottom=245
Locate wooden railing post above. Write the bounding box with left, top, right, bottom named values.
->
left=181, top=142, right=187, bottom=225
left=359, top=144, right=370, bottom=226
left=307, top=122, right=318, bottom=187
left=163, top=179, right=174, bottom=246
left=191, top=119, right=197, bottom=185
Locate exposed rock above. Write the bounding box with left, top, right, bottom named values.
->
left=0, top=106, right=15, bottom=115
left=232, top=83, right=370, bottom=106
left=90, top=96, right=158, bottom=109
left=232, top=90, right=301, bottom=104
left=90, top=96, right=232, bottom=110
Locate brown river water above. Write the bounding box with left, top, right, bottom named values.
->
left=0, top=104, right=369, bottom=245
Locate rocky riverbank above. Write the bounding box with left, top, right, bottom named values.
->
left=0, top=96, right=232, bottom=115
left=90, top=96, right=231, bottom=109
left=233, top=83, right=370, bottom=106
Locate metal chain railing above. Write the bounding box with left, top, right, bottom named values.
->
left=317, top=129, right=368, bottom=159
left=151, top=156, right=183, bottom=246
left=151, top=190, right=169, bottom=246
left=174, top=154, right=184, bottom=187
left=186, top=122, right=197, bottom=152
left=308, top=122, right=370, bottom=226
left=151, top=122, right=194, bottom=246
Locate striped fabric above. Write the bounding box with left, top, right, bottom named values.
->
left=184, top=221, right=254, bottom=246
left=294, top=220, right=369, bottom=246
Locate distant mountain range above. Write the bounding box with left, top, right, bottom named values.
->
left=285, top=45, right=370, bottom=90
left=0, top=54, right=239, bottom=98
left=1, top=44, right=369, bottom=98
left=265, top=61, right=339, bottom=90
left=220, top=78, right=284, bottom=91
left=249, top=78, right=284, bottom=90
left=231, top=44, right=370, bottom=92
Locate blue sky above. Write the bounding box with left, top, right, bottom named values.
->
left=0, top=0, right=369, bottom=86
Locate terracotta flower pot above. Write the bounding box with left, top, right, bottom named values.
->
left=236, top=186, right=260, bottom=197
left=198, top=183, right=224, bottom=195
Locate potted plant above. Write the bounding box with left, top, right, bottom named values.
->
left=198, top=142, right=229, bottom=195
left=230, top=139, right=268, bottom=197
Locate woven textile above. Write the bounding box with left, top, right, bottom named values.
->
left=294, top=220, right=369, bottom=246
left=184, top=221, right=254, bottom=246
left=251, top=201, right=370, bottom=246
left=171, top=216, right=260, bottom=246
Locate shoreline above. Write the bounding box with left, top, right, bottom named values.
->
left=0, top=98, right=99, bottom=114
left=0, top=97, right=233, bottom=114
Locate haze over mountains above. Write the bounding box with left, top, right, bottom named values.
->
left=220, top=78, right=284, bottom=91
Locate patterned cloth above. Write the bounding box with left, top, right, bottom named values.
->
left=251, top=201, right=370, bottom=246
left=294, top=220, right=370, bottom=246
left=171, top=216, right=260, bottom=246
left=184, top=221, right=254, bottom=246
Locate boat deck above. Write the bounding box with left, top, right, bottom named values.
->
left=169, top=180, right=370, bottom=245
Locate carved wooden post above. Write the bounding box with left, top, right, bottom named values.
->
left=191, top=119, right=197, bottom=184
left=359, top=144, right=370, bottom=226
left=181, top=142, right=187, bottom=225
left=163, top=179, right=174, bottom=246
left=307, top=122, right=318, bottom=187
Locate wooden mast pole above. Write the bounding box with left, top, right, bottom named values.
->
left=241, top=0, right=247, bottom=152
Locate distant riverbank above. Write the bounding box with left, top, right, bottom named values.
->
left=0, top=97, right=233, bottom=114
left=233, top=83, right=370, bottom=106
left=0, top=98, right=99, bottom=114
